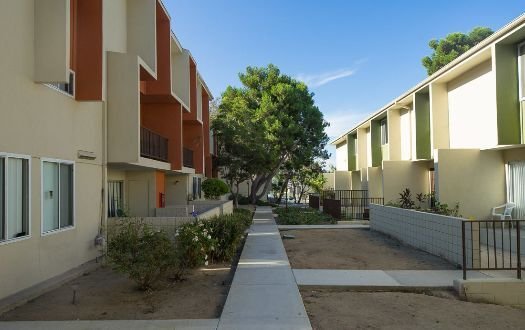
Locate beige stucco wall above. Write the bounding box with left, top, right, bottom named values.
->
left=503, top=147, right=525, bottom=162
left=382, top=160, right=432, bottom=204
left=323, top=173, right=335, bottom=190
left=350, top=171, right=362, bottom=190
left=0, top=0, right=104, bottom=301
left=447, top=60, right=498, bottom=149
left=334, top=171, right=351, bottom=190
left=436, top=149, right=506, bottom=219
left=367, top=167, right=383, bottom=198
left=172, top=49, right=191, bottom=109
left=335, top=141, right=348, bottom=171
left=127, top=0, right=157, bottom=75
left=430, top=82, right=450, bottom=150
left=387, top=109, right=401, bottom=161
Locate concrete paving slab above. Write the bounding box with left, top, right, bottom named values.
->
left=217, top=316, right=311, bottom=330
left=221, top=285, right=308, bottom=319
left=278, top=225, right=369, bottom=230
left=232, top=267, right=296, bottom=285
left=293, top=269, right=400, bottom=288
left=0, top=319, right=220, bottom=330
left=385, top=270, right=491, bottom=287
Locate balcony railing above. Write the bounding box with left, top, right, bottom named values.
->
left=183, top=147, right=194, bottom=168
left=140, top=127, right=168, bottom=162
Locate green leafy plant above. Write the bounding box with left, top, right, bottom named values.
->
left=202, top=178, right=230, bottom=200
left=274, top=207, right=336, bottom=225
left=398, top=188, right=415, bottom=209
left=108, top=219, right=177, bottom=290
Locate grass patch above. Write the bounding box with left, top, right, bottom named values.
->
left=273, top=207, right=336, bottom=225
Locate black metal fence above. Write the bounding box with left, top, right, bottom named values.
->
left=461, top=219, right=524, bottom=280
left=309, top=194, right=320, bottom=209
left=140, top=127, right=168, bottom=162
left=320, top=190, right=384, bottom=220
left=323, top=198, right=341, bottom=219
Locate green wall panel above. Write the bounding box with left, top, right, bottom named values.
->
left=415, top=92, right=431, bottom=159
left=371, top=120, right=382, bottom=167
left=495, top=43, right=521, bottom=145
left=347, top=134, right=357, bottom=171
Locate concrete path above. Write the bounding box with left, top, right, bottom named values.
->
left=278, top=224, right=369, bottom=230
left=0, top=319, right=219, bottom=330
left=293, top=269, right=500, bottom=289
left=218, top=207, right=311, bottom=330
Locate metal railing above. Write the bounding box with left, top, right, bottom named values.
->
left=183, top=147, right=194, bottom=168
left=461, top=219, right=524, bottom=280
left=320, top=190, right=384, bottom=220
left=140, top=127, right=168, bottom=162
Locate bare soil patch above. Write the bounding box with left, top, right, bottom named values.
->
left=301, top=289, right=525, bottom=330
left=283, top=229, right=455, bottom=269
left=0, top=263, right=233, bottom=321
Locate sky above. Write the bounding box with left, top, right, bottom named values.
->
left=163, top=0, right=524, bottom=166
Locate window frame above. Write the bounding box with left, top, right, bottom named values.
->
left=0, top=152, right=32, bottom=246
left=380, top=118, right=389, bottom=145
left=518, top=41, right=525, bottom=101
left=40, top=158, right=75, bottom=236
left=45, top=70, right=76, bottom=98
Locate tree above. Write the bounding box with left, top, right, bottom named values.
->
left=422, top=27, right=493, bottom=75
left=201, top=178, right=229, bottom=200
left=289, top=161, right=326, bottom=203
left=213, top=64, right=329, bottom=204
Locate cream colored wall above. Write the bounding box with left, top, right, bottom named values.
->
left=33, top=0, right=70, bottom=83
left=367, top=167, right=383, bottom=197
left=351, top=171, right=362, bottom=190
left=399, top=108, right=412, bottom=160
left=172, top=50, right=191, bottom=108
left=436, top=149, right=506, bottom=219
left=430, top=83, right=450, bottom=150
left=447, top=60, right=498, bottom=149
left=107, top=52, right=140, bottom=164
left=366, top=127, right=372, bottom=167
left=387, top=109, right=401, bottom=161
left=103, top=0, right=127, bottom=53
left=166, top=174, right=189, bottom=205
left=357, top=128, right=368, bottom=170
left=382, top=161, right=431, bottom=204
left=0, top=0, right=104, bottom=300
left=334, top=171, right=351, bottom=190
left=197, top=79, right=203, bottom=122
left=125, top=171, right=156, bottom=217
left=127, top=0, right=157, bottom=74
left=323, top=173, right=335, bottom=190
left=335, top=141, right=348, bottom=171
left=503, top=147, right=525, bottom=162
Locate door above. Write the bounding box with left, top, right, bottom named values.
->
left=43, top=162, right=59, bottom=232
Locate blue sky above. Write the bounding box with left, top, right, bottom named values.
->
left=164, top=1, right=524, bottom=166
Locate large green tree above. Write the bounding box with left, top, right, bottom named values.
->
left=213, top=64, right=329, bottom=204
left=422, top=27, right=493, bottom=75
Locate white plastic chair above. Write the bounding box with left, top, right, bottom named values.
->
left=491, top=202, right=516, bottom=229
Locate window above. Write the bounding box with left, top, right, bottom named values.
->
left=519, top=42, right=525, bottom=100
left=47, top=70, right=75, bottom=97
left=192, top=177, right=202, bottom=200
left=42, top=160, right=74, bottom=233
left=108, top=181, right=124, bottom=217
left=380, top=118, right=388, bottom=145
left=0, top=154, right=30, bottom=242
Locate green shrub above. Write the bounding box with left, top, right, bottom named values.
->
left=175, top=220, right=217, bottom=272
left=202, top=179, right=230, bottom=200
left=274, top=207, right=336, bottom=225
left=108, top=220, right=177, bottom=290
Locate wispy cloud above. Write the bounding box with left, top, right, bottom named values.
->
left=295, top=59, right=368, bottom=88
left=296, top=69, right=355, bottom=88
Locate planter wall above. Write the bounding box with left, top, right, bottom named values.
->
left=370, top=204, right=476, bottom=267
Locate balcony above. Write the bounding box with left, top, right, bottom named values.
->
left=183, top=147, right=194, bottom=168
left=140, top=127, right=168, bottom=162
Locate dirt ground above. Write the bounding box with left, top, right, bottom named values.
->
left=302, top=289, right=525, bottom=330
left=283, top=229, right=455, bottom=270
left=0, top=263, right=233, bottom=321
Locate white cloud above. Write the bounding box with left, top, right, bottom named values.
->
left=296, top=69, right=355, bottom=88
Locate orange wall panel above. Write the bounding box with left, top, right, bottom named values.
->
left=155, top=171, right=165, bottom=208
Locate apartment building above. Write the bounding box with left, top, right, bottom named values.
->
left=0, top=0, right=216, bottom=302
left=331, top=14, right=525, bottom=219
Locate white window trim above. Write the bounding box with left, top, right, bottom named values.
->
left=40, top=158, right=76, bottom=236
left=0, top=152, right=32, bottom=246
left=518, top=41, right=525, bottom=102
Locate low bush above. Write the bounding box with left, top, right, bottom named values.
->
left=274, top=207, right=336, bottom=225
left=202, top=179, right=230, bottom=200
left=107, top=219, right=177, bottom=290
left=387, top=188, right=461, bottom=217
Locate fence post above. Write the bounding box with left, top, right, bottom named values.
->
left=517, top=221, right=521, bottom=280
left=462, top=221, right=467, bottom=280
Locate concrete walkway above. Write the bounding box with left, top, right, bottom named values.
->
left=218, top=206, right=311, bottom=330
left=278, top=224, right=369, bottom=230
left=293, top=269, right=507, bottom=289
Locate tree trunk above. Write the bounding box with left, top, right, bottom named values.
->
left=233, top=182, right=240, bottom=208
left=276, top=176, right=289, bottom=204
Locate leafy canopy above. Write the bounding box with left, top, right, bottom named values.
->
left=422, top=27, right=493, bottom=75
left=212, top=64, right=329, bottom=202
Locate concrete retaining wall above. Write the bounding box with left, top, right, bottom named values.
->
left=370, top=204, right=473, bottom=267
